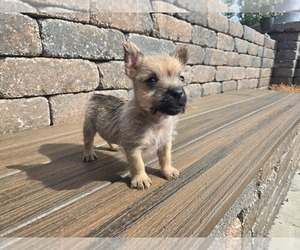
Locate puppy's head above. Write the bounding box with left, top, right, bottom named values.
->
left=123, top=42, right=188, bottom=116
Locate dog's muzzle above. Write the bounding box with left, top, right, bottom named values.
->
left=152, top=87, right=187, bottom=116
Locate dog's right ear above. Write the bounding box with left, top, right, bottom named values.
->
left=123, top=42, right=144, bottom=78
left=172, top=45, right=189, bottom=65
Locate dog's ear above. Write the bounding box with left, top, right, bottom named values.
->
left=172, top=45, right=189, bottom=65
left=123, top=42, right=144, bottom=78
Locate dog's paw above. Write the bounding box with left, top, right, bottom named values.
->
left=82, top=150, right=98, bottom=162
left=161, top=167, right=180, bottom=181
left=131, top=173, right=152, bottom=190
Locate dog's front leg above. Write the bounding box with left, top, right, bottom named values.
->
left=158, top=141, right=180, bottom=180
left=125, top=149, right=152, bottom=189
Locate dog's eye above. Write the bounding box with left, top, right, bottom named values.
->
left=146, top=76, right=159, bottom=85
left=179, top=75, right=185, bottom=82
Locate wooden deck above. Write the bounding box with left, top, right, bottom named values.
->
left=1, top=89, right=300, bottom=237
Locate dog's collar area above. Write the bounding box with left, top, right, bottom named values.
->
left=152, top=113, right=169, bottom=123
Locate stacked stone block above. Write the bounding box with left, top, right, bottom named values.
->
left=270, top=22, right=300, bottom=85
left=0, top=12, right=276, bottom=135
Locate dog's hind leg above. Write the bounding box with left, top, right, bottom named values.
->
left=82, top=122, right=98, bottom=162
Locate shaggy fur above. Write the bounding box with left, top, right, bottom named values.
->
left=83, top=41, right=189, bottom=189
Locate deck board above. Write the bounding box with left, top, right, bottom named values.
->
left=0, top=89, right=299, bottom=237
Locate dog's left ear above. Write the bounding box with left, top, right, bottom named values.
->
left=172, top=45, right=189, bottom=65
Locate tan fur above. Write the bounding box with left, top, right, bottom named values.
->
left=82, top=42, right=189, bottom=189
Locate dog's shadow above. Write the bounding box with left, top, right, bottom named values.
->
left=7, top=143, right=131, bottom=191
left=7, top=143, right=161, bottom=191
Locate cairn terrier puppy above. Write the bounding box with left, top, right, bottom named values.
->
left=83, top=41, right=188, bottom=190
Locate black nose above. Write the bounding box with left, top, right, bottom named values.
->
left=169, top=88, right=185, bottom=100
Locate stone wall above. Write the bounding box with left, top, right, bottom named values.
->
left=0, top=11, right=276, bottom=135
left=269, top=21, right=300, bottom=85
